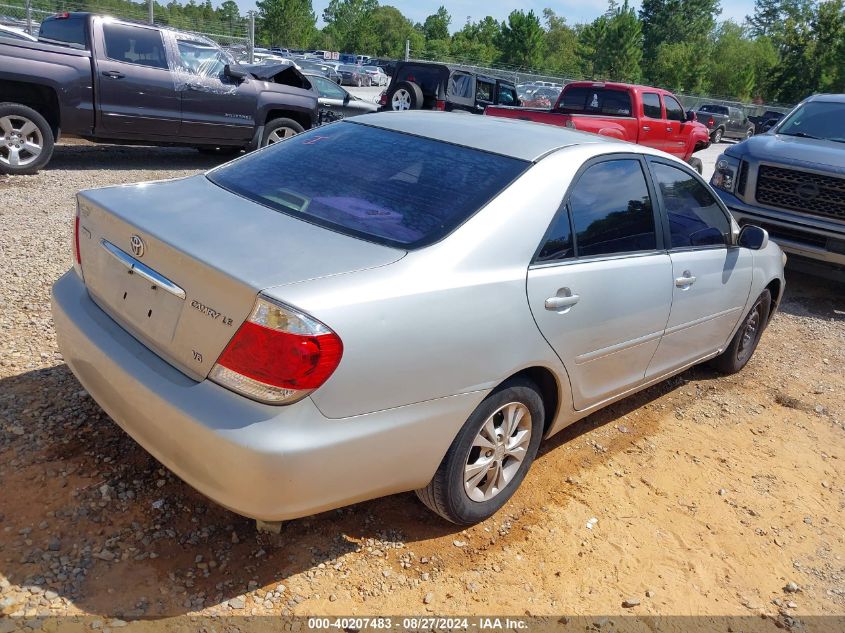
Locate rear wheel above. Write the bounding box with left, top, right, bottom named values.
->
left=688, top=157, right=703, bottom=174
left=260, top=118, right=304, bottom=147
left=711, top=127, right=724, bottom=144
left=388, top=81, right=423, bottom=111
left=709, top=289, right=771, bottom=374
left=415, top=378, right=544, bottom=525
left=745, top=127, right=754, bottom=138
left=0, top=102, right=54, bottom=175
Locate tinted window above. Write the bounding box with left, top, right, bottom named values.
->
left=39, top=15, right=87, bottom=48
left=663, top=96, right=685, bottom=122
left=558, top=87, right=632, bottom=116
left=536, top=208, right=574, bottom=263
left=700, top=104, right=728, bottom=115
left=498, top=85, right=518, bottom=106
left=449, top=73, right=473, bottom=99
left=476, top=80, right=493, bottom=103
left=651, top=162, right=729, bottom=248
left=569, top=160, right=656, bottom=257
left=642, top=92, right=662, bottom=118
left=103, top=23, right=167, bottom=69
left=208, top=123, right=530, bottom=249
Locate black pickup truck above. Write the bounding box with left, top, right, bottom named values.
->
left=0, top=12, right=318, bottom=174
left=694, top=104, right=755, bottom=143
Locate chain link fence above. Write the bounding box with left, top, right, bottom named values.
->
left=408, top=48, right=794, bottom=117
left=0, top=0, right=250, bottom=47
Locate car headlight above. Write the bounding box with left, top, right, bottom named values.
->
left=711, top=154, right=740, bottom=193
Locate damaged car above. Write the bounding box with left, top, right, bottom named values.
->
left=0, top=12, right=318, bottom=174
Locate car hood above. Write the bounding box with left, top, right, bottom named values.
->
left=726, top=134, right=845, bottom=176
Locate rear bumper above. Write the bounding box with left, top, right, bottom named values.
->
left=52, top=271, right=483, bottom=521
left=719, top=193, right=845, bottom=268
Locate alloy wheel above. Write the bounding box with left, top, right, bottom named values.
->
left=391, top=89, right=412, bottom=111
left=0, top=115, right=43, bottom=169
left=464, top=402, right=532, bottom=502
left=266, top=127, right=296, bottom=144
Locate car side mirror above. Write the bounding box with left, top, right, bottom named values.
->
left=685, top=110, right=697, bottom=122
left=224, top=64, right=247, bottom=81
left=738, top=225, right=769, bottom=250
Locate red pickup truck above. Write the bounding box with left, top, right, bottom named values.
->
left=486, top=81, right=711, bottom=172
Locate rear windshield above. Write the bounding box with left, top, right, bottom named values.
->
left=699, top=105, right=728, bottom=115
left=557, top=86, right=632, bottom=116
left=39, top=15, right=88, bottom=48
left=207, top=123, right=530, bottom=249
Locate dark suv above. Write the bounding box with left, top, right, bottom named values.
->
left=379, top=62, right=518, bottom=114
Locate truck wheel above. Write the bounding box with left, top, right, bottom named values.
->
left=710, top=127, right=723, bottom=144
left=260, top=118, right=305, bottom=147
left=745, top=127, right=754, bottom=139
left=415, top=377, right=544, bottom=525
left=687, top=157, right=703, bottom=174
left=388, top=81, right=423, bottom=111
left=0, top=102, right=54, bottom=175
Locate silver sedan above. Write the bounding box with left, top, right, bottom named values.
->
left=52, top=112, right=785, bottom=526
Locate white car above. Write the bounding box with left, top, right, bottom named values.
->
left=0, top=24, right=37, bottom=41
left=362, top=65, right=389, bottom=86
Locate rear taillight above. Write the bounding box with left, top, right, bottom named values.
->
left=72, top=211, right=83, bottom=278
left=434, top=99, right=446, bottom=111
left=708, top=117, right=715, bottom=127
left=209, top=296, right=343, bottom=404
left=379, top=91, right=387, bottom=106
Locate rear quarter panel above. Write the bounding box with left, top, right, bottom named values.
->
left=0, top=39, right=94, bottom=134
left=261, top=146, right=617, bottom=421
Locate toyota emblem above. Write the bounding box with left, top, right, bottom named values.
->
left=130, top=235, right=145, bottom=258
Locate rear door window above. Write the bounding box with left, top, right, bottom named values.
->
left=103, top=23, right=168, bottom=69
left=567, top=159, right=657, bottom=257
left=207, top=122, right=530, bottom=250
left=448, top=73, right=473, bottom=99
left=497, top=84, right=518, bottom=106
left=558, top=87, right=632, bottom=116
left=475, top=80, right=494, bottom=104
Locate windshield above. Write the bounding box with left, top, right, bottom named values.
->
left=340, top=65, right=357, bottom=72
left=776, top=100, right=845, bottom=141
left=207, top=123, right=530, bottom=249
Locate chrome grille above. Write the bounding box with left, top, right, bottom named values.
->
left=755, top=165, right=845, bottom=221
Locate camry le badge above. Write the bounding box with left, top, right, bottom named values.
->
left=130, top=234, right=145, bottom=258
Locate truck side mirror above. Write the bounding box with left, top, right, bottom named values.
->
left=224, top=64, right=247, bottom=81
left=685, top=109, right=697, bottom=122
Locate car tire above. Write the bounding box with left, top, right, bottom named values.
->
left=709, top=289, right=772, bottom=375
left=387, top=81, right=423, bottom=111
left=745, top=127, right=754, bottom=138
left=415, top=377, right=545, bottom=525
left=355, top=76, right=362, bottom=87
left=710, top=127, right=724, bottom=144
left=687, top=157, right=703, bottom=174
left=0, top=102, right=54, bottom=175
left=260, top=118, right=305, bottom=147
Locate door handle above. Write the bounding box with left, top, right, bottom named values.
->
left=666, top=126, right=674, bottom=132
left=675, top=271, right=697, bottom=288
left=101, top=71, right=125, bottom=79
left=642, top=125, right=651, bottom=131
left=545, top=289, right=580, bottom=312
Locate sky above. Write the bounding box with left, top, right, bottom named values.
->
left=230, top=0, right=757, bottom=31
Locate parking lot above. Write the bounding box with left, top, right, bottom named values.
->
left=0, top=124, right=843, bottom=625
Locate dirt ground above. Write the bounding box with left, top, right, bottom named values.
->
left=0, top=141, right=843, bottom=628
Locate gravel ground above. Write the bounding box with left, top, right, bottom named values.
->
left=0, top=135, right=843, bottom=627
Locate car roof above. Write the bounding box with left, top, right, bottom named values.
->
left=347, top=111, right=617, bottom=162
left=806, top=93, right=845, bottom=103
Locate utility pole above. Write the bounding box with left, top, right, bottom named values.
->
left=25, top=0, right=32, bottom=35
left=148, top=0, right=154, bottom=24
left=404, top=38, right=410, bottom=61
left=248, top=11, right=256, bottom=64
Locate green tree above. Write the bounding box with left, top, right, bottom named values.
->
left=422, top=5, right=451, bottom=41
left=450, top=16, right=500, bottom=64
left=707, top=21, right=778, bottom=100
left=322, top=0, right=378, bottom=51
left=366, top=5, right=420, bottom=57
left=543, top=9, right=583, bottom=77
left=496, top=9, right=546, bottom=69
left=256, top=0, right=316, bottom=47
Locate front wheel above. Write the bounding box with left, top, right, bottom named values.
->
left=709, top=289, right=771, bottom=374
left=415, top=378, right=544, bottom=525
left=0, top=102, right=54, bottom=175
left=260, top=118, right=304, bottom=147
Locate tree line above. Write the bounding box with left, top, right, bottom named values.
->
left=28, top=0, right=845, bottom=103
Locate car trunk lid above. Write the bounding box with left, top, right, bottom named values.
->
left=75, top=174, right=404, bottom=380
